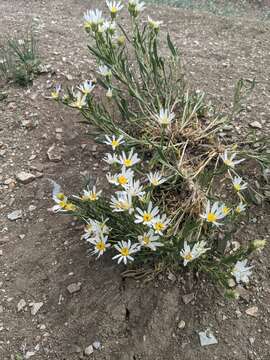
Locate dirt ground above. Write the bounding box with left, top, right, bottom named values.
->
left=0, top=0, right=270, bottom=359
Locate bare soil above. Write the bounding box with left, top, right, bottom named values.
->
left=0, top=1, right=270, bottom=359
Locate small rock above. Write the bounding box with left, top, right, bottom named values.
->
left=55, top=128, right=63, bottom=133
left=67, top=282, right=82, bottom=294
left=84, top=345, right=94, bottom=356
left=7, top=210, right=23, bottom=221
left=29, top=205, right=37, bottom=212
left=168, top=272, right=176, bottom=282
left=17, top=299, right=27, bottom=312
left=21, top=119, right=35, bottom=129
left=71, top=345, right=82, bottom=354
left=40, top=324, right=46, bottom=330
left=25, top=351, right=36, bottom=359
left=182, top=293, right=195, bottom=304
left=0, top=249, right=2, bottom=256
left=16, top=171, right=35, bottom=184
left=245, top=306, right=258, bottom=317
left=249, top=121, right=262, bottom=129
left=92, top=341, right=101, bottom=350
left=31, top=302, right=44, bottom=315
left=249, top=337, right=255, bottom=345
left=178, top=320, right=186, bottom=329
left=47, top=144, right=62, bottom=162
left=198, top=329, right=218, bottom=347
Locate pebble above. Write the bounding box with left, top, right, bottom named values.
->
left=0, top=249, right=2, bottom=256
left=25, top=351, right=36, bottom=359
left=249, top=121, right=262, bottom=129
left=178, top=320, right=186, bottom=329
left=29, top=205, right=37, bottom=212
left=31, top=302, right=44, bottom=315
left=7, top=210, right=23, bottom=221
left=17, top=299, right=27, bottom=312
left=47, top=144, right=62, bottom=162
left=93, top=341, right=101, bottom=350
left=198, top=329, right=218, bottom=347
left=84, top=345, right=94, bottom=356
left=182, top=293, right=195, bottom=304
left=167, top=272, right=176, bottom=282
left=16, top=171, right=35, bottom=184
left=245, top=306, right=258, bottom=317
left=67, top=282, right=82, bottom=294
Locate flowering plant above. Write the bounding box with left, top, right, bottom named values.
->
left=51, top=0, right=268, bottom=294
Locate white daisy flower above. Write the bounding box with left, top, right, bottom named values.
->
left=154, top=108, right=175, bottom=126
left=81, top=186, right=102, bottom=201
left=221, top=205, right=231, bottom=216
left=106, top=1, right=124, bottom=16
left=152, top=214, right=170, bottom=235
left=124, top=179, right=145, bottom=199
left=147, top=171, right=166, bottom=186
left=231, top=259, right=253, bottom=284
left=104, top=134, right=125, bottom=150
left=138, top=230, right=163, bottom=251
left=82, top=218, right=110, bottom=240
left=103, top=153, right=119, bottom=165
left=115, top=167, right=134, bottom=187
left=78, top=80, right=95, bottom=95
left=148, top=16, right=163, bottom=30
left=112, top=240, right=140, bottom=264
left=220, top=150, right=244, bottom=168
left=97, top=64, right=112, bottom=77
left=235, top=202, right=247, bottom=214
left=232, top=176, right=248, bottom=192
left=106, top=87, right=113, bottom=98
left=51, top=84, right=61, bottom=99
left=117, top=148, right=140, bottom=167
left=128, top=0, right=145, bottom=16
left=110, top=191, right=134, bottom=214
left=135, top=201, right=159, bottom=226
left=84, top=9, right=104, bottom=30
left=180, top=240, right=210, bottom=266
left=52, top=192, right=76, bottom=213
left=88, top=234, right=111, bottom=258
left=70, top=91, right=87, bottom=109
left=200, top=201, right=226, bottom=226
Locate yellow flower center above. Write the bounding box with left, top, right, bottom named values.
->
left=89, top=193, right=97, bottom=201
left=222, top=207, right=230, bottom=215
left=59, top=200, right=67, bottom=208
left=154, top=222, right=164, bottom=231
left=96, top=241, right=106, bottom=251
left=56, top=193, right=65, bottom=200
left=124, top=159, right=133, bottom=167
left=234, top=184, right=241, bottom=192
left=184, top=252, right=193, bottom=261
left=111, top=6, right=117, bottom=13
left=111, top=140, right=119, bottom=148
left=118, top=175, right=128, bottom=185
left=120, top=247, right=129, bottom=257
left=65, top=203, right=76, bottom=211
left=207, top=212, right=217, bottom=223
left=143, top=213, right=153, bottom=222
left=236, top=207, right=241, bottom=213
left=51, top=91, right=59, bottom=99
left=143, top=236, right=150, bottom=245
left=224, top=159, right=233, bottom=167
left=151, top=179, right=159, bottom=186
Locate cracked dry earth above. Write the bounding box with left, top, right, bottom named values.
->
left=0, top=0, right=270, bottom=359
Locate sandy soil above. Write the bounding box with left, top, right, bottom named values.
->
left=0, top=1, right=270, bottom=359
